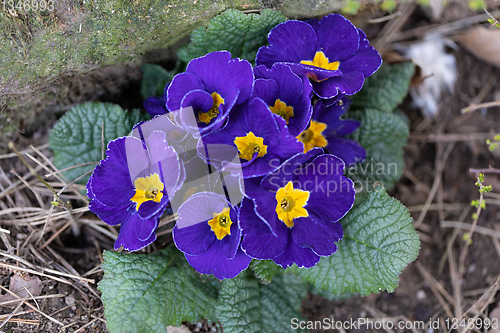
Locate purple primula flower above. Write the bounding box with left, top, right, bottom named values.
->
left=239, top=149, right=355, bottom=268
left=256, top=14, right=382, bottom=99
left=173, top=192, right=251, bottom=279
left=87, top=131, right=185, bottom=251
left=252, top=64, right=313, bottom=136
left=166, top=51, right=254, bottom=137
left=197, top=98, right=303, bottom=178
left=297, top=97, right=366, bottom=166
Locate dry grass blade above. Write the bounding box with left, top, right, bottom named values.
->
left=10, top=168, right=44, bottom=208
left=462, top=100, right=500, bottom=113
left=448, top=246, right=462, bottom=320
left=440, top=221, right=500, bottom=239
left=0, top=164, right=44, bottom=201
left=0, top=262, right=94, bottom=284
left=7, top=142, right=80, bottom=237
left=410, top=132, right=494, bottom=142
left=0, top=294, right=65, bottom=308
left=492, top=236, right=500, bottom=260
left=44, top=161, right=98, bottom=178
left=39, top=220, right=72, bottom=250
left=0, top=143, right=49, bottom=160
left=0, top=207, right=88, bottom=226
left=0, top=298, right=26, bottom=329
left=395, top=9, right=500, bottom=41
left=0, top=285, right=64, bottom=327
left=73, top=316, right=102, bottom=333
left=0, top=310, right=34, bottom=320
left=416, top=262, right=455, bottom=320
left=461, top=275, right=500, bottom=320
left=29, top=144, right=89, bottom=203
left=414, top=142, right=454, bottom=229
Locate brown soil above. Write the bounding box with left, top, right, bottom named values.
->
left=301, top=2, right=500, bottom=332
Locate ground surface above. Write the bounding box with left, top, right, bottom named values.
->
left=1, top=2, right=500, bottom=333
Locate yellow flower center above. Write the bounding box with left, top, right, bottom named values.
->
left=297, top=120, right=328, bottom=153
left=207, top=207, right=233, bottom=240
left=130, top=173, right=164, bottom=210
left=300, top=51, right=340, bottom=82
left=301, top=51, right=340, bottom=71
left=234, top=131, right=268, bottom=161
left=198, top=92, right=224, bottom=124
left=269, top=99, right=294, bottom=124
left=275, top=181, right=310, bottom=228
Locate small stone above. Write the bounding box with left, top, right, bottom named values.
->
left=416, top=290, right=426, bottom=300
left=65, top=294, right=76, bottom=306
left=489, top=303, right=500, bottom=333
left=167, top=325, right=192, bottom=333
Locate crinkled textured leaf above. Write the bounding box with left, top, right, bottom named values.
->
left=140, top=64, right=175, bottom=100
left=249, top=260, right=284, bottom=284
left=348, top=108, right=409, bottom=190
left=49, top=102, right=145, bottom=184
left=351, top=62, right=415, bottom=112
left=216, top=272, right=307, bottom=333
left=178, top=9, right=286, bottom=64
left=99, top=247, right=218, bottom=333
left=290, top=186, right=420, bottom=296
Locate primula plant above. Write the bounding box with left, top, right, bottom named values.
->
left=49, top=9, right=420, bottom=333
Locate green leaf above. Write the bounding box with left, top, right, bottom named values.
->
left=49, top=102, right=146, bottom=184
left=351, top=62, right=415, bottom=112
left=380, top=0, right=397, bottom=12
left=140, top=64, right=175, bottom=100
left=309, top=286, right=356, bottom=301
left=347, top=109, right=409, bottom=190
left=341, top=0, right=361, bottom=15
left=290, top=186, right=420, bottom=297
left=249, top=260, right=284, bottom=284
left=216, top=272, right=307, bottom=333
left=99, top=247, right=219, bottom=333
left=178, top=9, right=286, bottom=64
left=468, top=0, right=485, bottom=11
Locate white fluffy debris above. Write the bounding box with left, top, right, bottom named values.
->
left=405, top=35, right=457, bottom=117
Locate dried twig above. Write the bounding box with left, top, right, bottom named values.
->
left=0, top=143, right=49, bottom=160
left=416, top=262, right=455, bottom=320
left=462, top=275, right=500, bottom=319
left=0, top=297, right=25, bottom=329
left=0, top=285, right=64, bottom=326
left=448, top=246, right=462, bottom=321
left=0, top=262, right=94, bottom=284
left=8, top=142, right=80, bottom=237
left=410, top=132, right=494, bottom=142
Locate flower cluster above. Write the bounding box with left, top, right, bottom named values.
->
left=87, top=14, right=381, bottom=279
